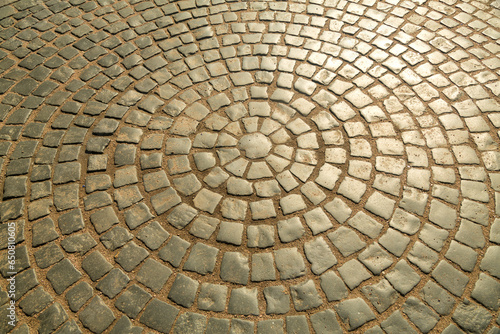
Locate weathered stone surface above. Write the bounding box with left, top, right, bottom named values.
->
left=335, top=298, right=376, bottom=330
left=79, top=296, right=115, bottom=333
left=2, top=1, right=499, bottom=330
left=452, top=301, right=493, bottom=334
left=38, top=302, right=68, bottom=334
left=46, top=259, right=82, bottom=295
left=140, top=299, right=179, bottom=333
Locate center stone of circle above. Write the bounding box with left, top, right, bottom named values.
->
left=237, top=133, right=272, bottom=159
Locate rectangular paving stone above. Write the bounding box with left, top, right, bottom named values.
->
left=432, top=260, right=470, bottom=297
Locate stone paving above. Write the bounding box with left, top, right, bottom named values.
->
left=0, top=0, right=499, bottom=333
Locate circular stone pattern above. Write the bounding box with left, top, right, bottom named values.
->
left=238, top=132, right=272, bottom=159
left=1, top=0, right=500, bottom=333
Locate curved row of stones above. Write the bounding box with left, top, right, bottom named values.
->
left=0, top=0, right=499, bottom=333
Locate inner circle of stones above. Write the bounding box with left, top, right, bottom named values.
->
left=166, top=95, right=331, bottom=219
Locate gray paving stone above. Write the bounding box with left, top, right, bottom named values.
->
left=109, top=316, right=142, bottom=334
left=193, top=188, right=222, bottom=214
left=217, top=221, right=244, bottom=246
left=419, top=223, right=449, bottom=252
left=338, top=259, right=372, bottom=290
left=420, top=280, right=456, bottom=316
left=381, top=311, right=418, bottom=334
left=137, top=258, right=172, bottom=293
left=248, top=253, right=274, bottom=283
left=116, top=241, right=149, bottom=272
left=79, top=296, right=115, bottom=334
left=137, top=221, right=169, bottom=250
left=0, top=220, right=24, bottom=251
left=0, top=198, right=25, bottom=222
left=335, top=297, right=376, bottom=330
left=408, top=241, right=439, bottom=274
left=184, top=242, right=218, bottom=275
left=46, top=259, right=82, bottom=295
left=115, top=284, right=151, bottom=319
left=125, top=202, right=155, bottom=230
left=1, top=1, right=499, bottom=330
left=480, top=246, right=500, bottom=278
left=304, top=237, right=337, bottom=275
left=196, top=283, right=227, bottom=312
left=310, top=309, right=343, bottom=334
left=303, top=207, right=333, bottom=235
left=206, top=318, right=230, bottom=334
left=81, top=250, right=113, bottom=282
left=358, top=243, right=393, bottom=275
left=347, top=212, right=383, bottom=239
left=247, top=225, right=274, bottom=248
left=442, top=324, right=466, bottom=334
left=19, top=286, right=53, bottom=316
left=96, top=268, right=129, bottom=299
left=456, top=219, right=486, bottom=249
left=250, top=199, right=276, bottom=220
left=66, top=281, right=93, bottom=312
left=328, top=226, right=366, bottom=257
left=385, top=260, right=421, bottom=295
left=3, top=176, right=27, bottom=199
left=53, top=319, right=83, bottom=334
left=492, top=219, right=500, bottom=244
left=114, top=185, right=143, bottom=210
left=31, top=217, right=58, bottom=247
left=190, top=215, right=219, bottom=239
left=445, top=240, right=478, bottom=272
left=277, top=217, right=305, bottom=243
left=140, top=299, right=179, bottom=334
left=286, top=315, right=310, bottom=334
left=228, top=287, right=259, bottom=316
left=38, top=302, right=68, bottom=334
left=220, top=252, right=249, bottom=285
left=257, top=319, right=284, bottom=334
left=54, top=184, right=79, bottom=211
left=143, top=170, right=170, bottom=192
left=0, top=244, right=30, bottom=278
left=167, top=203, right=198, bottom=229
left=432, top=260, right=470, bottom=297
left=488, top=327, right=500, bottom=334
left=60, top=232, right=97, bottom=255
left=379, top=228, right=410, bottom=256
left=263, top=285, right=290, bottom=315
left=90, top=207, right=119, bottom=234
left=173, top=312, right=207, bottom=334
left=399, top=187, right=428, bottom=216
left=151, top=187, right=182, bottom=215
left=274, top=248, right=306, bottom=280
left=460, top=199, right=489, bottom=226
left=229, top=319, right=254, bottom=334
left=291, top=279, right=322, bottom=311
left=168, top=273, right=199, bottom=308
left=157, top=233, right=189, bottom=266
left=280, top=194, right=307, bottom=215
left=452, top=301, right=492, bottom=334
left=471, top=273, right=500, bottom=311
left=402, top=296, right=439, bottom=333
left=362, top=279, right=399, bottom=313
left=100, top=226, right=133, bottom=251
left=8, top=268, right=37, bottom=303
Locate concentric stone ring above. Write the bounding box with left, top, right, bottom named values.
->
left=0, top=0, right=500, bottom=333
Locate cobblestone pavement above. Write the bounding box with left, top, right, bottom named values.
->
left=0, top=0, right=499, bottom=333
